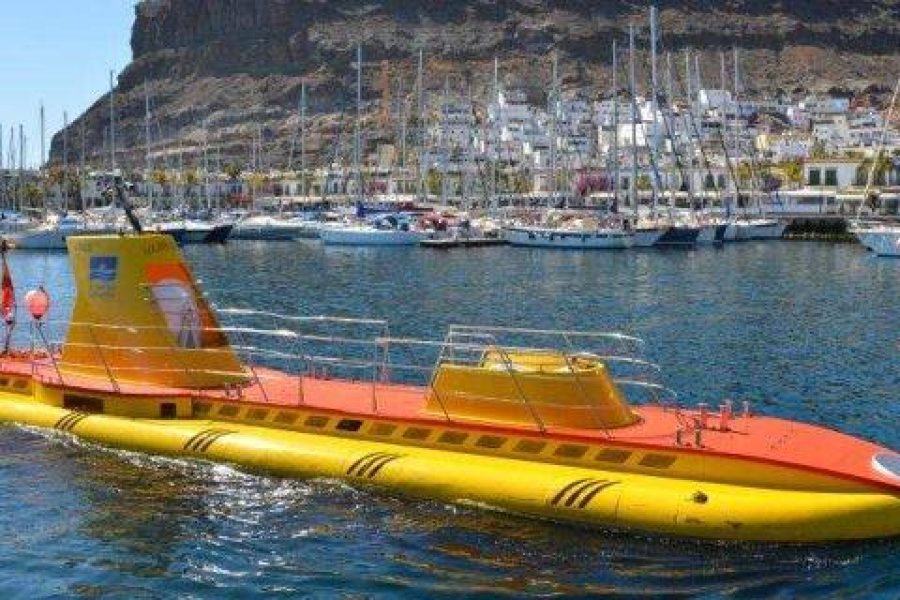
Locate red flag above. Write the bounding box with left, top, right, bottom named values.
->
left=1, top=252, right=14, bottom=325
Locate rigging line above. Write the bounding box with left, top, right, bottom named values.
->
left=614, top=49, right=667, bottom=219
left=637, top=48, right=692, bottom=210
left=657, top=45, right=730, bottom=213
left=859, top=75, right=900, bottom=219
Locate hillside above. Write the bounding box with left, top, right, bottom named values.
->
left=50, top=0, right=900, bottom=171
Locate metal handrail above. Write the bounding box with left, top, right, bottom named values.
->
left=23, top=309, right=674, bottom=425
left=448, top=324, right=645, bottom=345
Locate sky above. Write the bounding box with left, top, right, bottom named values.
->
left=0, top=1, right=135, bottom=169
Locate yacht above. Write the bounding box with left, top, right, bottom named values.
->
left=726, top=218, right=787, bottom=241
left=10, top=214, right=116, bottom=250
left=231, top=214, right=316, bottom=241
left=319, top=214, right=429, bottom=246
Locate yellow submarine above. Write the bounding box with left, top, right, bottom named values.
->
left=0, top=231, right=897, bottom=542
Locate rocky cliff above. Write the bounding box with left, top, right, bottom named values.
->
left=50, top=0, right=900, bottom=171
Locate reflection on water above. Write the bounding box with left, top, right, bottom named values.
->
left=0, top=241, right=897, bottom=596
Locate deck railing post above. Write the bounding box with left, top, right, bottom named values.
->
left=495, top=344, right=546, bottom=434
left=562, top=352, right=612, bottom=438
left=87, top=324, right=120, bottom=394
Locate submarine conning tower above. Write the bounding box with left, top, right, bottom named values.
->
left=61, top=234, right=249, bottom=389
left=426, top=348, right=639, bottom=430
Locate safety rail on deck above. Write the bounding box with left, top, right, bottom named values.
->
left=9, top=312, right=679, bottom=434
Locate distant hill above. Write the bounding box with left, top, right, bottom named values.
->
left=50, top=0, right=900, bottom=170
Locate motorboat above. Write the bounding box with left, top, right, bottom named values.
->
left=231, top=214, right=316, bottom=241
left=9, top=214, right=116, bottom=250
left=726, top=218, right=787, bottom=241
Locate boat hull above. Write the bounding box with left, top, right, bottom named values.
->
left=855, top=229, right=900, bottom=256
left=320, top=228, right=428, bottom=246
left=730, top=220, right=787, bottom=241
left=0, top=396, right=896, bottom=542
left=654, top=226, right=700, bottom=247
left=11, top=227, right=117, bottom=250
left=505, top=227, right=633, bottom=249
left=697, top=224, right=728, bottom=245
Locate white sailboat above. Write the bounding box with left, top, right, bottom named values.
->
left=851, top=77, right=900, bottom=256
left=320, top=45, right=427, bottom=247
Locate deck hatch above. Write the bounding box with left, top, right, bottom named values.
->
left=639, top=453, right=677, bottom=469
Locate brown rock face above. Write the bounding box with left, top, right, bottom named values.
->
left=50, top=0, right=900, bottom=170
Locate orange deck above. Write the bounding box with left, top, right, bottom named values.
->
left=3, top=354, right=897, bottom=494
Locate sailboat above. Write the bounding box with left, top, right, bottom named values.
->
left=507, top=46, right=647, bottom=250
left=320, top=45, right=429, bottom=247
left=851, top=77, right=900, bottom=256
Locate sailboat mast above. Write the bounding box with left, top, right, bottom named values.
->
left=665, top=51, right=680, bottom=204
left=301, top=79, right=307, bottom=198
left=145, top=82, right=153, bottom=210
left=354, top=43, right=363, bottom=202
left=629, top=24, right=639, bottom=219
left=492, top=56, right=499, bottom=208
left=39, top=103, right=45, bottom=170
left=612, top=40, right=619, bottom=212
left=733, top=46, right=748, bottom=214
left=416, top=48, right=424, bottom=200
left=63, top=111, right=69, bottom=208
left=550, top=52, right=558, bottom=204
left=440, top=78, right=449, bottom=205
left=109, top=70, right=116, bottom=171
left=650, top=6, right=661, bottom=211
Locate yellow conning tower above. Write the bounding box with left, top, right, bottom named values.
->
left=426, top=349, right=638, bottom=429
left=62, top=234, right=249, bottom=389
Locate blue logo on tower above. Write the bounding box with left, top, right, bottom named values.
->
left=89, top=256, right=118, bottom=296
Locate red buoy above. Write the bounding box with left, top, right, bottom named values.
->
left=24, top=287, right=49, bottom=321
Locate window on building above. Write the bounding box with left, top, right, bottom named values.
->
left=704, top=174, right=715, bottom=190
left=825, top=169, right=838, bottom=186
left=809, top=169, right=821, bottom=186
left=717, top=175, right=726, bottom=189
